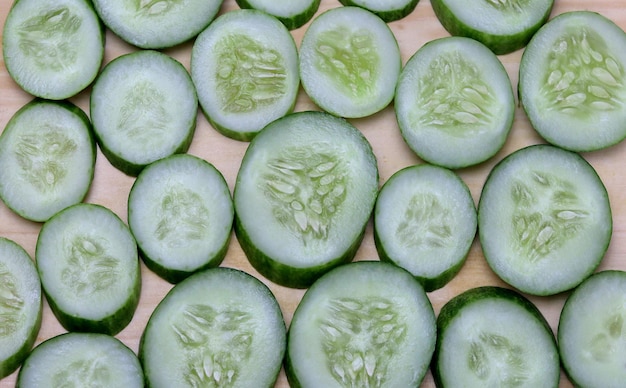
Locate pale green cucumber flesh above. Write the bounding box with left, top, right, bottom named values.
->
left=235, top=0, right=321, bottom=30
left=338, top=0, right=420, bottom=22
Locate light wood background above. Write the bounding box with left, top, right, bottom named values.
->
left=2, top=0, right=626, bottom=386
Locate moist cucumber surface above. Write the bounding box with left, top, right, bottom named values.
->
left=519, top=11, right=626, bottom=152
left=234, top=111, right=378, bottom=288
left=338, top=0, right=420, bottom=22
left=478, top=144, right=612, bottom=296
left=235, top=0, right=320, bottom=30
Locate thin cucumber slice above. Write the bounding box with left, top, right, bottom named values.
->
left=0, top=238, right=42, bottom=380
left=338, top=0, right=420, bottom=22
left=431, top=0, right=554, bottom=55
left=433, top=286, right=560, bottom=387
left=17, top=332, right=143, bottom=388
left=478, top=144, right=612, bottom=296
left=233, top=111, right=378, bottom=288
left=0, top=99, right=96, bottom=222
left=2, top=0, right=104, bottom=99
left=128, top=154, right=234, bottom=284
left=91, top=0, right=223, bottom=49
left=90, top=50, right=197, bottom=176
left=191, top=9, right=300, bottom=141
left=235, top=0, right=320, bottom=30
left=299, top=6, right=401, bottom=118
left=285, top=261, right=436, bottom=387
left=374, top=164, right=476, bottom=292
left=35, top=203, right=141, bottom=335
left=395, top=36, right=514, bottom=169
left=139, top=267, right=286, bottom=388
left=519, top=11, right=626, bottom=152
left=558, top=270, right=626, bottom=388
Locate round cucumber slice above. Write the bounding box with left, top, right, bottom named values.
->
left=2, top=0, right=104, bottom=99
left=0, top=238, right=42, bottom=380
left=36, top=203, right=141, bottom=335
left=234, top=111, right=379, bottom=288
left=90, top=50, right=197, bottom=176
left=431, top=0, right=554, bottom=55
left=285, top=261, right=436, bottom=387
left=478, top=144, right=612, bottom=296
left=128, top=154, right=234, bottom=284
left=299, top=6, right=401, bottom=118
left=374, top=164, right=476, bottom=292
left=191, top=9, right=300, bottom=141
left=519, top=11, right=626, bottom=152
left=395, top=36, right=514, bottom=169
left=433, top=286, right=560, bottom=387
left=0, top=99, right=96, bottom=222
left=235, top=0, right=320, bottom=30
left=140, top=267, right=286, bottom=388
left=338, top=0, right=420, bottom=22
left=558, top=270, right=626, bottom=388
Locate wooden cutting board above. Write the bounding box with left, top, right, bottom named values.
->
left=1, top=1, right=625, bottom=386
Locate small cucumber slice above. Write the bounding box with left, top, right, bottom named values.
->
left=35, top=203, right=141, bottom=335
left=140, top=267, right=286, bottom=388
left=2, top=0, right=104, bottom=100
left=91, top=0, right=223, bottom=49
left=17, top=332, right=143, bottom=388
left=90, top=50, right=197, bottom=176
left=285, top=261, right=436, bottom=387
left=338, top=0, right=420, bottom=22
left=519, top=11, right=626, bottom=152
left=235, top=0, right=320, bottom=30
left=299, top=6, right=401, bottom=118
left=478, top=144, right=612, bottom=296
left=234, top=111, right=378, bottom=288
left=395, top=36, right=514, bottom=169
left=0, top=99, right=96, bottom=222
left=431, top=0, right=554, bottom=54
left=374, top=164, right=476, bottom=292
left=128, top=154, right=234, bottom=284
left=433, top=286, right=560, bottom=387
left=0, top=238, right=42, bottom=380
left=558, top=270, right=626, bottom=388
left=191, top=9, right=300, bottom=141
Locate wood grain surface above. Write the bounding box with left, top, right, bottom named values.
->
left=2, top=0, right=626, bottom=386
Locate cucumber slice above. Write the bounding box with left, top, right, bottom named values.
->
left=128, top=154, right=234, bottom=284
left=519, top=11, right=626, bottom=152
left=433, top=286, right=560, bottom=387
left=90, top=50, right=197, bottom=176
left=2, top=0, right=104, bottom=99
left=17, top=332, right=143, bottom=388
left=395, top=36, right=514, bottom=169
left=558, top=270, right=626, bottom=388
left=0, top=99, right=96, bottom=222
left=35, top=203, right=141, bottom=335
left=374, top=164, right=476, bottom=292
left=233, top=111, right=378, bottom=288
left=191, top=9, right=300, bottom=141
left=299, top=6, right=401, bottom=118
left=285, top=261, right=436, bottom=387
left=235, top=0, right=320, bottom=30
left=91, top=0, right=223, bottom=49
left=431, top=0, right=554, bottom=55
left=139, top=267, right=286, bottom=388
left=0, top=238, right=42, bottom=380
left=478, top=144, right=612, bottom=296
left=338, top=0, right=420, bottom=22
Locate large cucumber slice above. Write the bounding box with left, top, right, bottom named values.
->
left=235, top=0, right=320, bottom=30
left=433, top=286, right=560, bottom=387
left=285, top=261, right=436, bottom=387
left=519, top=11, right=626, bottom=152
left=2, top=0, right=104, bottom=99
left=0, top=99, right=96, bottom=222
left=338, top=0, right=420, bottom=22
left=395, top=36, right=514, bottom=169
left=478, top=144, right=612, bottom=296
left=233, top=111, right=378, bottom=288
left=140, top=267, right=286, bottom=388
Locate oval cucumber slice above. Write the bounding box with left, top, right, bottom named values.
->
left=395, top=36, right=514, bottom=169
left=235, top=0, right=320, bottom=30
left=478, top=144, right=612, bottom=296
left=519, top=11, right=626, bottom=152
left=285, top=261, right=436, bottom=387
left=338, top=0, right=420, bottom=22
left=234, top=111, right=379, bottom=288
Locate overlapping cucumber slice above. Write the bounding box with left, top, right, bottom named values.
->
left=235, top=0, right=320, bottom=30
